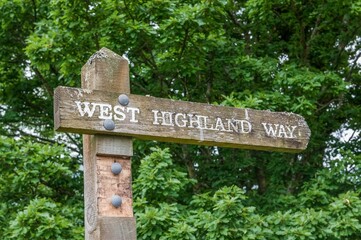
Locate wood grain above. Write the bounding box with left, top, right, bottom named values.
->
left=55, top=86, right=310, bottom=153
left=98, top=217, right=137, bottom=240
left=83, top=135, right=98, bottom=235
left=95, top=135, right=133, bottom=157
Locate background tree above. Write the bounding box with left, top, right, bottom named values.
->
left=0, top=0, right=360, bottom=239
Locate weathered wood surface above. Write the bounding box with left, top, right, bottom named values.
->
left=97, top=156, right=133, bottom=217
left=54, top=86, right=310, bottom=153
left=80, top=47, right=136, bottom=240
left=98, top=217, right=137, bottom=240
left=83, top=136, right=136, bottom=240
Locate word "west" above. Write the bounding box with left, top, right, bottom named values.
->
left=75, top=101, right=140, bottom=122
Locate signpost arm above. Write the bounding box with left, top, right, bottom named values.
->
left=82, top=48, right=136, bottom=240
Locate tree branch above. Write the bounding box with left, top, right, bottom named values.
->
left=345, top=50, right=361, bottom=82
left=32, top=67, right=54, bottom=98
left=178, top=27, right=189, bottom=61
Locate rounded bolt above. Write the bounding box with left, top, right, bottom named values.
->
left=111, top=195, right=122, bottom=208
left=103, top=119, right=115, bottom=130
left=118, top=94, right=129, bottom=106
left=111, top=162, right=122, bottom=175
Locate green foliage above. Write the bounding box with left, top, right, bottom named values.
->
left=0, top=137, right=83, bottom=239
left=0, top=0, right=360, bottom=238
left=134, top=147, right=361, bottom=239
left=134, top=147, right=196, bottom=201
left=6, top=198, right=83, bottom=240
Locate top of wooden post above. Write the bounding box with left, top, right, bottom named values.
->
left=81, top=48, right=130, bottom=93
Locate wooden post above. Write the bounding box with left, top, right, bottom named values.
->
left=82, top=48, right=136, bottom=239
left=54, top=47, right=311, bottom=239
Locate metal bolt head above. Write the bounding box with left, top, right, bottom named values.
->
left=111, top=195, right=122, bottom=208
left=103, top=119, right=115, bottom=130
left=118, top=94, right=129, bottom=106
left=111, top=162, right=122, bottom=175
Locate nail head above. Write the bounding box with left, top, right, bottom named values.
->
left=111, top=195, right=122, bottom=208
left=111, top=162, right=122, bottom=175
left=118, top=94, right=129, bottom=106
left=103, top=119, right=115, bottom=130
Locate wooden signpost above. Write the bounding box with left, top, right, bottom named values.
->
left=54, top=48, right=310, bottom=239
